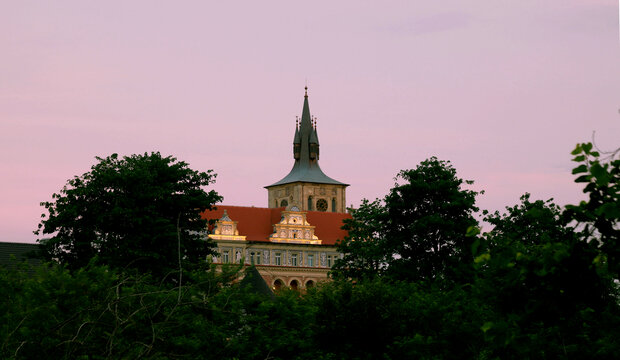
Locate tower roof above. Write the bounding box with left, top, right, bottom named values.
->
left=266, top=88, right=348, bottom=188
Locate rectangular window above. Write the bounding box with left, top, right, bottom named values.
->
left=307, top=254, right=314, bottom=267
left=222, top=251, right=229, bottom=264
left=275, top=252, right=281, bottom=266
left=327, top=255, right=332, bottom=268
left=256, top=251, right=261, bottom=265
left=250, top=252, right=255, bottom=265
left=292, top=254, right=298, bottom=266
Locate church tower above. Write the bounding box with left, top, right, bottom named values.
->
left=265, top=88, right=348, bottom=213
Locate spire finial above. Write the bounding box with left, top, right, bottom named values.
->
left=304, top=86, right=308, bottom=97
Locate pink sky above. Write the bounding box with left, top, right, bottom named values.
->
left=1, top=1, right=619, bottom=243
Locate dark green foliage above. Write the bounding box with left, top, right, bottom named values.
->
left=2, top=262, right=218, bottom=359
left=0, top=262, right=319, bottom=360
left=36, top=152, right=222, bottom=277
left=310, top=279, right=489, bottom=360
left=473, top=193, right=619, bottom=358
left=332, top=198, right=390, bottom=280
left=564, top=142, right=620, bottom=279
left=335, top=157, right=480, bottom=283
left=384, top=158, right=480, bottom=283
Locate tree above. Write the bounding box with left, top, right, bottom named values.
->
left=565, top=142, right=620, bottom=279
left=335, top=157, right=480, bottom=283
left=472, top=194, right=619, bottom=358
left=35, top=152, right=222, bottom=277
left=332, top=198, right=390, bottom=280
left=385, top=157, right=480, bottom=282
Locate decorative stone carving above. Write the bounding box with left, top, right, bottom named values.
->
left=209, top=210, right=246, bottom=241
left=269, top=208, right=321, bottom=245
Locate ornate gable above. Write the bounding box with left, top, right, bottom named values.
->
left=269, top=206, right=321, bottom=245
left=209, top=209, right=246, bottom=241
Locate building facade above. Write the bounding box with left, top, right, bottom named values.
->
left=202, top=88, right=350, bottom=290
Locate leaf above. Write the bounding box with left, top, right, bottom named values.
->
left=571, top=144, right=582, bottom=155
left=572, top=155, right=586, bottom=162
left=474, top=253, right=491, bottom=264
left=481, top=321, right=493, bottom=333
left=575, top=175, right=591, bottom=183
left=595, top=203, right=620, bottom=220
left=590, top=163, right=610, bottom=186
left=471, top=238, right=481, bottom=255
left=466, top=226, right=480, bottom=238
left=572, top=165, right=588, bottom=175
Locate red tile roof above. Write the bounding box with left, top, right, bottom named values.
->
left=201, top=205, right=351, bottom=246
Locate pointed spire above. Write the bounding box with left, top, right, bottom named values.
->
left=266, top=86, right=348, bottom=189
left=309, top=116, right=319, bottom=145
left=299, top=86, right=314, bottom=161
left=300, top=88, right=312, bottom=132
left=293, top=117, right=300, bottom=144
left=312, top=117, right=319, bottom=146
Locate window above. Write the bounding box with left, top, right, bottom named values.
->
left=332, top=198, right=336, bottom=212
left=280, top=199, right=288, bottom=207
left=308, top=196, right=313, bottom=211
left=327, top=255, right=332, bottom=268
left=222, top=251, right=229, bottom=264
left=256, top=251, right=261, bottom=265
left=291, top=254, right=298, bottom=266
left=275, top=252, right=281, bottom=266
left=307, top=254, right=314, bottom=267
left=317, top=199, right=328, bottom=212
left=306, top=280, right=315, bottom=288
left=250, top=252, right=255, bottom=265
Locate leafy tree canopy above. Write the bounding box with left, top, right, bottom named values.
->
left=35, top=152, right=222, bottom=277
left=565, top=142, right=620, bottom=278
left=332, top=198, right=391, bottom=280
left=473, top=194, right=616, bottom=358
left=335, top=157, right=480, bottom=283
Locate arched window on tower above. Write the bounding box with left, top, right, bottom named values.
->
left=332, top=198, right=336, bottom=212
left=308, top=196, right=313, bottom=211
left=280, top=199, right=288, bottom=207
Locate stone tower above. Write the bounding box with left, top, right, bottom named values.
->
left=265, top=88, right=348, bottom=213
